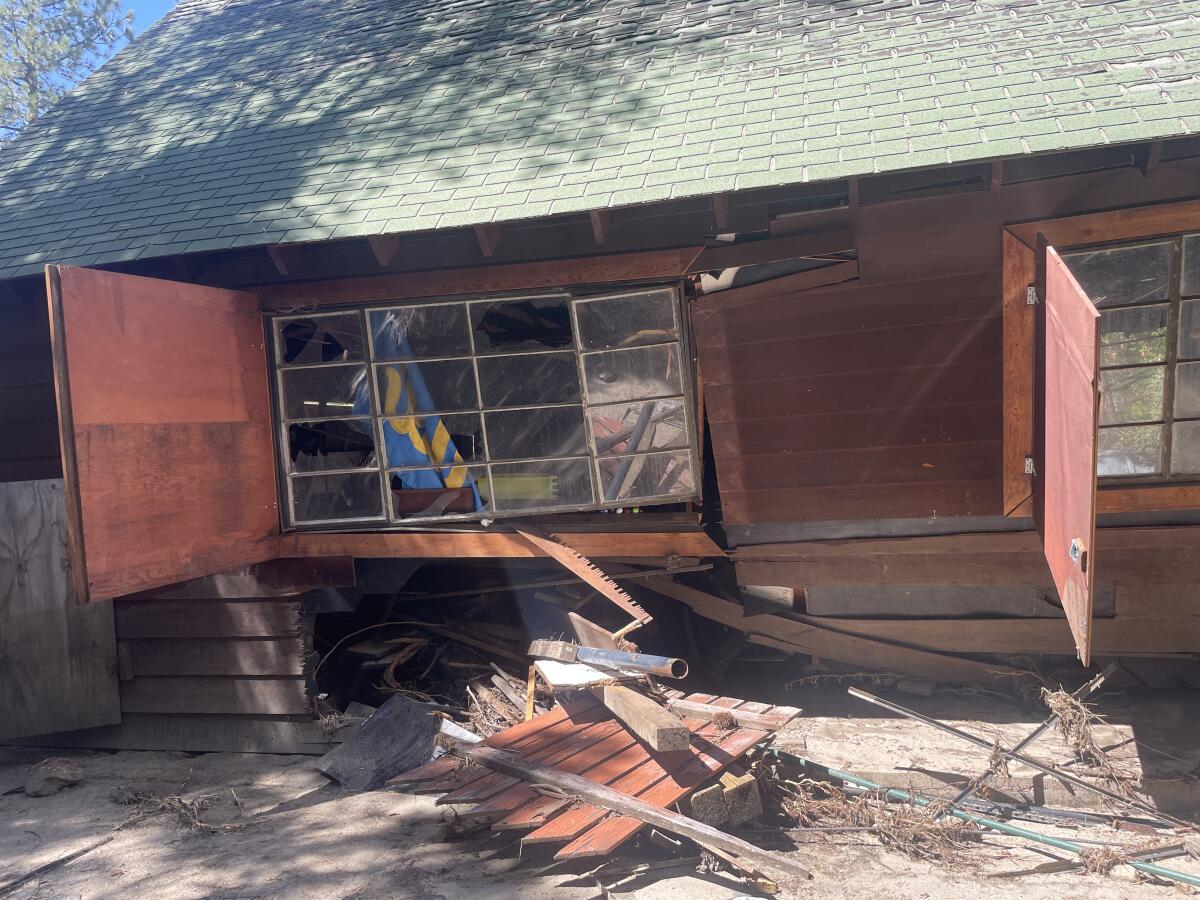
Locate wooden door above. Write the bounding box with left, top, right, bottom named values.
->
left=46, top=266, right=280, bottom=603
left=1034, top=242, right=1100, bottom=665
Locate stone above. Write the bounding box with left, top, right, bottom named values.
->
left=25, top=757, right=83, bottom=797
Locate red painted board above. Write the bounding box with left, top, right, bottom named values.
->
left=1035, top=244, right=1100, bottom=665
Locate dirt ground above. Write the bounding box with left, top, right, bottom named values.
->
left=3, top=686, right=1199, bottom=899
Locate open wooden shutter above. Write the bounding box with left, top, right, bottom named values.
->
left=47, top=266, right=280, bottom=602
left=1034, top=243, right=1100, bottom=665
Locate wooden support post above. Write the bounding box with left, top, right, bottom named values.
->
left=474, top=223, right=502, bottom=257
left=449, top=743, right=813, bottom=881
left=589, top=209, right=611, bottom=245
left=595, top=684, right=689, bottom=751
left=367, top=234, right=402, bottom=267
left=1143, top=141, right=1163, bottom=176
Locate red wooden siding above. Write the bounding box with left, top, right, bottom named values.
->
left=695, top=271, right=1004, bottom=524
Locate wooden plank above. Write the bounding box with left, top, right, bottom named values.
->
left=1002, top=230, right=1037, bottom=516
left=1036, top=243, right=1100, bottom=664
left=47, top=266, right=279, bottom=601
left=596, top=685, right=690, bottom=751
left=1115, top=583, right=1200, bottom=618
left=120, top=637, right=306, bottom=676
left=695, top=261, right=859, bottom=310
left=18, top=714, right=335, bottom=754
left=639, top=576, right=1039, bottom=686
left=115, top=599, right=301, bottom=639
left=0, top=479, right=120, bottom=740
left=258, top=246, right=705, bottom=310
left=278, top=529, right=722, bottom=559
left=1007, top=198, right=1200, bottom=250
left=720, top=479, right=1002, bottom=526
left=663, top=698, right=800, bottom=730
left=120, top=677, right=309, bottom=715
left=453, top=743, right=811, bottom=881
left=131, top=557, right=356, bottom=600
left=687, top=230, right=854, bottom=272
left=778, top=615, right=1200, bottom=656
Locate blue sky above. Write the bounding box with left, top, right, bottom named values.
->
left=130, top=0, right=178, bottom=35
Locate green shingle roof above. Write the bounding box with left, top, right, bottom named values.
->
left=0, top=0, right=1197, bottom=278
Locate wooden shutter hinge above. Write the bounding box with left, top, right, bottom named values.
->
left=1026, top=285, right=1039, bottom=305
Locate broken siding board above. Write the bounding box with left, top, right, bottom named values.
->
left=120, top=677, right=310, bottom=715
left=119, top=637, right=307, bottom=676
left=115, top=599, right=302, bottom=639
left=639, top=576, right=1038, bottom=686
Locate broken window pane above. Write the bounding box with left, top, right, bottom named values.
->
left=583, top=345, right=683, bottom=405
left=486, top=458, right=594, bottom=510
left=390, top=465, right=488, bottom=518
left=280, top=365, right=368, bottom=419
left=277, top=314, right=364, bottom=366
left=476, top=352, right=580, bottom=407
left=370, top=304, right=470, bottom=360
left=1171, top=421, right=1200, bottom=474
left=288, top=419, right=376, bottom=472
left=1184, top=234, right=1200, bottom=297
left=598, top=450, right=695, bottom=502
left=471, top=297, right=573, bottom=354
left=291, top=472, right=383, bottom=523
left=484, top=406, right=587, bottom=460
left=1099, top=366, right=1164, bottom=425
left=1180, top=299, right=1200, bottom=360
left=1174, top=362, right=1200, bottom=419
left=1100, top=304, right=1168, bottom=366
left=1097, top=425, right=1162, bottom=476
left=575, top=289, right=677, bottom=350
left=589, top=398, right=689, bottom=456
left=1065, top=242, right=1171, bottom=308
left=375, top=360, right=477, bottom=413
left=381, top=413, right=484, bottom=467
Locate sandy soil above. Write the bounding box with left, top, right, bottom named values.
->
left=3, top=688, right=1199, bottom=899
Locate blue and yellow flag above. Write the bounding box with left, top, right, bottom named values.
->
left=357, top=317, right=482, bottom=510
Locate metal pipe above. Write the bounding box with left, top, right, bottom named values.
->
left=773, top=750, right=1200, bottom=889
left=575, top=646, right=689, bottom=679
left=846, top=686, right=1196, bottom=830
left=941, top=663, right=1117, bottom=814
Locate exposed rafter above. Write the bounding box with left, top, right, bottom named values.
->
left=474, top=223, right=503, bottom=257
left=367, top=234, right=402, bottom=267
left=266, top=244, right=302, bottom=276
left=712, top=194, right=731, bottom=232
left=589, top=209, right=611, bottom=245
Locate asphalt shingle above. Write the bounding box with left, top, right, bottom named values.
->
left=0, top=0, right=1197, bottom=279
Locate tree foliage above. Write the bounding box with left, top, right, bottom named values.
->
left=1, top=0, right=133, bottom=139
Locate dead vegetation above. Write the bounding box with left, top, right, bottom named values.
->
left=110, top=787, right=241, bottom=834
left=1040, top=686, right=1139, bottom=798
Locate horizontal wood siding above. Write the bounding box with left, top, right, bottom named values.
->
left=696, top=159, right=1200, bottom=526
left=0, top=295, right=60, bottom=482
left=696, top=270, right=1003, bottom=525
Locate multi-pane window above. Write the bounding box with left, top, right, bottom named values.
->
left=270, top=289, right=698, bottom=527
left=1065, top=235, right=1200, bottom=479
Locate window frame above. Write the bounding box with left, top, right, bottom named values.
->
left=1002, top=199, right=1200, bottom=517
left=266, top=285, right=702, bottom=530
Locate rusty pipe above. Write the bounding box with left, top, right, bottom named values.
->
left=575, top=647, right=689, bottom=679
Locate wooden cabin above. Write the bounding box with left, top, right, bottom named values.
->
left=2, top=0, right=1198, bottom=750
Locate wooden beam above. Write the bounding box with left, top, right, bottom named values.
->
left=712, top=195, right=731, bottom=232
left=277, top=529, right=722, bottom=560
left=594, top=684, right=689, bottom=751
left=1142, top=141, right=1163, bottom=176
left=990, top=160, right=1005, bottom=191
left=449, top=743, right=813, bottom=881
left=639, top=576, right=1039, bottom=688
left=847, top=176, right=860, bottom=210
left=259, top=245, right=707, bottom=310
left=266, top=244, right=301, bottom=276
left=475, top=223, right=502, bottom=257
left=589, top=209, right=611, bottom=245
left=367, top=234, right=402, bottom=267
left=687, top=230, right=855, bottom=273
